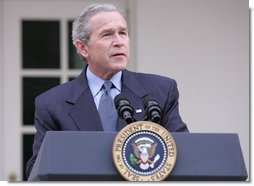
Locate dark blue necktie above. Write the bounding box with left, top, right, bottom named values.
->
left=98, top=81, right=117, bottom=131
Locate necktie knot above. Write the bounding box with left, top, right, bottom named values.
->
left=103, top=81, right=113, bottom=92
left=102, top=81, right=114, bottom=96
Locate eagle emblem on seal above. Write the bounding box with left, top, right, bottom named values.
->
left=130, top=137, right=160, bottom=170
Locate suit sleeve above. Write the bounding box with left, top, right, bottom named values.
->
left=25, top=95, right=58, bottom=179
left=161, top=79, right=189, bottom=132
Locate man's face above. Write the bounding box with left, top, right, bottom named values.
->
left=81, top=11, right=130, bottom=80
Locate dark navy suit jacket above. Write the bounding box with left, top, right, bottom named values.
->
left=26, top=66, right=188, bottom=178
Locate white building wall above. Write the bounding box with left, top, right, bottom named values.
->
left=135, top=0, right=249, bottom=176
left=0, top=0, right=4, bottom=181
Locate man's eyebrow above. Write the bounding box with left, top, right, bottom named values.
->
left=120, top=26, right=128, bottom=31
left=100, top=28, right=114, bottom=33
left=100, top=26, right=128, bottom=33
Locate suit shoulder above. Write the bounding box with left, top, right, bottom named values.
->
left=133, top=71, right=177, bottom=85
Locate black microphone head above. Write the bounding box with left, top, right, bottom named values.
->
left=143, top=95, right=161, bottom=111
left=143, top=95, right=162, bottom=123
left=114, top=94, right=128, bottom=108
left=114, top=93, right=135, bottom=123
left=114, top=94, right=132, bottom=113
left=143, top=95, right=156, bottom=108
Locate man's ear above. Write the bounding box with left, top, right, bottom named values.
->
left=75, top=40, right=89, bottom=58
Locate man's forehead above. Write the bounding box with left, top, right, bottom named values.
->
left=90, top=11, right=127, bottom=27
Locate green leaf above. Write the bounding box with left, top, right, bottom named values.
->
left=130, top=153, right=137, bottom=165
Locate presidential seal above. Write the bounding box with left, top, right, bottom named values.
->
left=112, top=121, right=177, bottom=181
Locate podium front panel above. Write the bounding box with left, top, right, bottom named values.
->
left=28, top=131, right=247, bottom=181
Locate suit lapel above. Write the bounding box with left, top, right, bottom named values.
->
left=69, top=89, right=103, bottom=131
left=66, top=67, right=103, bottom=131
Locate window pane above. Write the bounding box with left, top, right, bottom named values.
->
left=22, top=20, right=60, bottom=69
left=68, top=20, right=85, bottom=69
left=69, top=77, right=76, bottom=81
left=22, top=77, right=60, bottom=125
left=23, top=134, right=34, bottom=181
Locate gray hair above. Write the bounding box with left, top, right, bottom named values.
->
left=72, top=3, right=127, bottom=45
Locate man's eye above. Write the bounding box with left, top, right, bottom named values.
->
left=102, top=33, right=111, bottom=37
left=120, top=32, right=127, bottom=35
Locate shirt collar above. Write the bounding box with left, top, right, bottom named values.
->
left=86, top=67, right=122, bottom=97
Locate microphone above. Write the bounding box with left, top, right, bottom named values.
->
left=143, top=95, right=162, bottom=124
left=114, top=94, right=135, bottom=124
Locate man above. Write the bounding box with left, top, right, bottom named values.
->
left=26, top=3, right=188, bottom=178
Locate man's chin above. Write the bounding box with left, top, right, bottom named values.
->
left=114, top=62, right=128, bottom=70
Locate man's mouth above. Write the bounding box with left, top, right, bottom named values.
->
left=111, top=53, right=125, bottom=57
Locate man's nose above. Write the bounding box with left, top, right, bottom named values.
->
left=112, top=33, right=124, bottom=46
